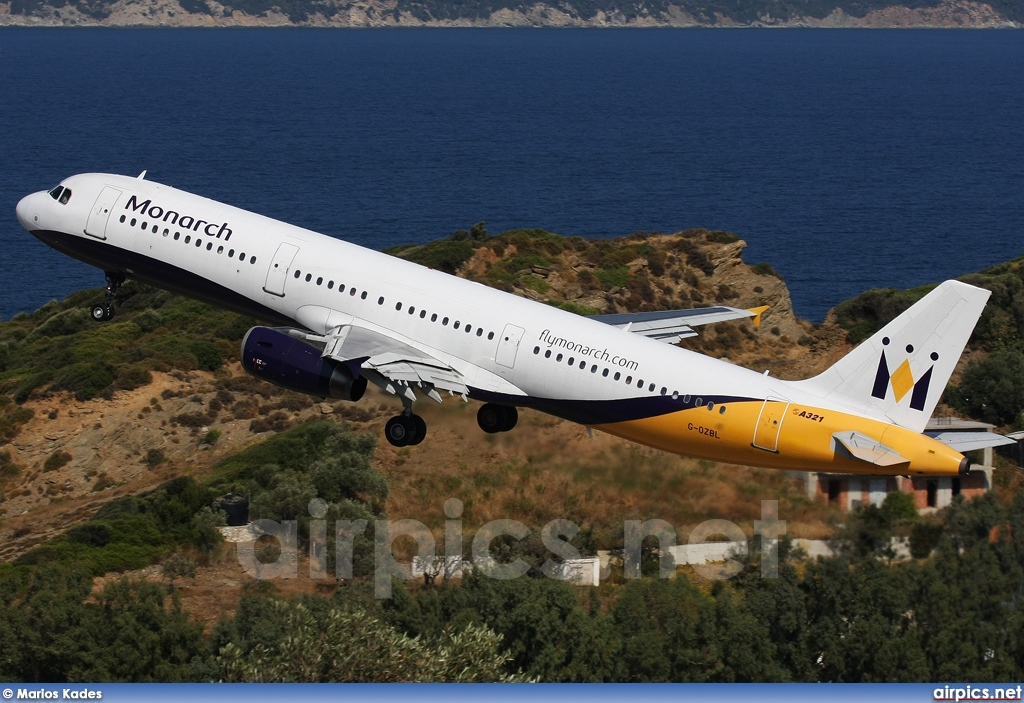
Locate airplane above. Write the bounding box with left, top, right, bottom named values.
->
left=15, top=172, right=1013, bottom=477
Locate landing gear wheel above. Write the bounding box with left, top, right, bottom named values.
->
left=385, top=414, right=426, bottom=447
left=91, top=271, right=125, bottom=323
left=478, top=403, right=517, bottom=434
left=501, top=406, right=518, bottom=432
left=409, top=415, right=427, bottom=446
left=385, top=416, right=413, bottom=447
left=91, top=305, right=109, bottom=322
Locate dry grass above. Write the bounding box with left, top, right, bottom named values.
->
left=374, top=393, right=838, bottom=548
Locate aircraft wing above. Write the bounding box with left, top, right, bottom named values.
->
left=296, top=325, right=471, bottom=402
left=591, top=305, right=769, bottom=345
left=832, top=431, right=910, bottom=467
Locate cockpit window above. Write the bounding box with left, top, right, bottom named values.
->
left=47, top=185, right=72, bottom=205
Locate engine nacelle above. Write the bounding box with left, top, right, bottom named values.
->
left=241, top=326, right=367, bottom=402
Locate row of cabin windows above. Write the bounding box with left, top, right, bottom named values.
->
left=291, top=267, right=366, bottom=301
left=530, top=344, right=726, bottom=413
left=290, top=268, right=497, bottom=341
left=120, top=214, right=257, bottom=265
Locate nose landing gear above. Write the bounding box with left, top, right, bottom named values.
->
left=90, top=271, right=125, bottom=322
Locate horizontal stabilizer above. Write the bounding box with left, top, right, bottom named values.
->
left=927, top=432, right=1016, bottom=453
left=592, top=305, right=763, bottom=345
left=833, top=431, right=909, bottom=467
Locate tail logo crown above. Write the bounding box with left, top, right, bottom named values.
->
left=870, top=337, right=938, bottom=412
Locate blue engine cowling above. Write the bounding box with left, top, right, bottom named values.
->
left=241, top=326, right=367, bottom=401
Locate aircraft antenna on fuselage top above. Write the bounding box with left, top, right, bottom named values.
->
left=137, top=170, right=147, bottom=180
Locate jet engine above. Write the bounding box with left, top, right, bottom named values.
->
left=240, top=326, right=367, bottom=402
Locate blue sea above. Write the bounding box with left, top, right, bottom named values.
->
left=1, top=28, right=1022, bottom=322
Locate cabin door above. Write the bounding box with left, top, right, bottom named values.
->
left=263, top=243, right=300, bottom=297
left=85, top=187, right=123, bottom=240
left=752, top=398, right=790, bottom=453
left=495, top=324, right=526, bottom=369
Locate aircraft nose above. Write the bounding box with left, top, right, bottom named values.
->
left=16, top=192, right=41, bottom=232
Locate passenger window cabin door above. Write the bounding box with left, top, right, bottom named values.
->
left=263, top=242, right=300, bottom=297
left=85, top=187, right=123, bottom=240
left=495, top=324, right=526, bottom=368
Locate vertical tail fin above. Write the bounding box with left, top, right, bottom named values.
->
left=791, top=280, right=990, bottom=433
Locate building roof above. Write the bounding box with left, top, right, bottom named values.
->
left=926, top=416, right=997, bottom=432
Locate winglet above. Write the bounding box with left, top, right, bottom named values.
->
left=747, top=305, right=770, bottom=328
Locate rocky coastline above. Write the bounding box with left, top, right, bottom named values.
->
left=1, top=0, right=1019, bottom=28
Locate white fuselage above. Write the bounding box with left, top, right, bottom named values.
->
left=16, top=173, right=971, bottom=476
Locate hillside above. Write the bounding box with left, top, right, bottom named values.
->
left=5, top=225, right=1024, bottom=567
left=2, top=226, right=1024, bottom=683
left=0, top=227, right=849, bottom=560
left=1, top=0, right=1019, bottom=27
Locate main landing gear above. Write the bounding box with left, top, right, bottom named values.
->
left=90, top=271, right=125, bottom=322
left=384, top=413, right=426, bottom=447
left=383, top=403, right=519, bottom=447
left=384, top=392, right=426, bottom=448
left=477, top=403, right=518, bottom=434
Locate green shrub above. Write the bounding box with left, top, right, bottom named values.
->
left=947, top=345, right=1024, bottom=427
left=503, top=229, right=567, bottom=257
left=707, top=230, right=740, bottom=244
left=114, top=363, right=153, bottom=391
left=209, top=420, right=341, bottom=485
left=13, top=372, right=51, bottom=403
left=833, top=286, right=932, bottom=344
left=43, top=451, right=72, bottom=472
left=67, top=522, right=113, bottom=547
left=881, top=490, right=918, bottom=524
left=132, top=309, right=163, bottom=333
left=0, top=450, right=23, bottom=480
left=551, top=301, right=600, bottom=316
left=93, top=496, right=141, bottom=521
left=599, top=246, right=640, bottom=269
left=50, top=362, right=115, bottom=401
left=504, top=254, right=552, bottom=274
left=190, top=339, right=224, bottom=372
left=92, top=473, right=115, bottom=492
left=395, top=239, right=475, bottom=275
left=249, top=412, right=292, bottom=434
left=595, top=267, right=630, bottom=289
left=162, top=553, right=198, bottom=583
left=910, top=519, right=943, bottom=558
left=686, top=250, right=716, bottom=277
left=29, top=308, right=92, bottom=339
left=517, top=276, right=550, bottom=295
left=0, top=402, right=34, bottom=443
left=174, top=412, right=212, bottom=428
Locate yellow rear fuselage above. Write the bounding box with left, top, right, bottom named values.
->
left=597, top=399, right=966, bottom=476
